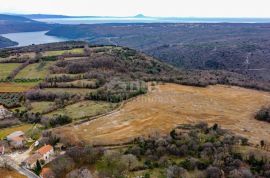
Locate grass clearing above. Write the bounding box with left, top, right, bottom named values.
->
left=42, top=48, right=84, bottom=56
left=15, top=62, right=54, bottom=79
left=54, top=84, right=270, bottom=145
left=0, top=82, right=38, bottom=93
left=0, top=63, right=21, bottom=79
left=0, top=124, right=33, bottom=140
left=31, top=101, right=54, bottom=113
left=45, top=100, right=117, bottom=120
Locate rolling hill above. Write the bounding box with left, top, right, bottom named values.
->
left=47, top=23, right=270, bottom=82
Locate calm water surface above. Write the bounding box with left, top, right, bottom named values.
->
left=1, top=31, right=68, bottom=47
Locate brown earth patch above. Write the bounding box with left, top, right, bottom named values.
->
left=54, top=84, right=270, bottom=145
left=0, top=82, right=36, bottom=93
left=0, top=168, right=26, bottom=178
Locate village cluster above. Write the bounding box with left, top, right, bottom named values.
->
left=0, top=105, right=63, bottom=177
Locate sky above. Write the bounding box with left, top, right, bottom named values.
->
left=0, top=0, right=270, bottom=17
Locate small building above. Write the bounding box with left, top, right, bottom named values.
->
left=0, top=146, right=4, bottom=155
left=23, top=144, right=54, bottom=170
left=6, top=131, right=25, bottom=148
left=36, top=145, right=54, bottom=163
left=6, top=131, right=25, bottom=141
left=9, top=136, right=25, bottom=148
left=23, top=153, right=42, bottom=169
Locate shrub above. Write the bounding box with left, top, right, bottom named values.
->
left=49, top=115, right=72, bottom=128
left=96, top=151, right=128, bottom=177
left=255, top=107, right=270, bottom=122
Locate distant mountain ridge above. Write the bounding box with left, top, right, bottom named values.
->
left=0, top=14, right=35, bottom=22
left=20, top=14, right=71, bottom=19
left=0, top=14, right=53, bottom=34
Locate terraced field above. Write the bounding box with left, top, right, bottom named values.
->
left=15, top=62, right=54, bottom=79
left=0, top=63, right=20, bottom=79
left=0, top=82, right=38, bottom=93
left=42, top=48, right=84, bottom=56
left=45, top=100, right=118, bottom=120
left=54, top=83, right=270, bottom=145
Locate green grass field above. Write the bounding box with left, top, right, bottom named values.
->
left=42, top=48, right=84, bottom=57
left=11, top=101, right=53, bottom=113
left=15, top=62, right=54, bottom=79
left=31, top=101, right=54, bottom=113
left=45, top=100, right=117, bottom=120
left=0, top=63, right=20, bottom=79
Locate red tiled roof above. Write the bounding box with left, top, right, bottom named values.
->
left=37, top=145, right=53, bottom=155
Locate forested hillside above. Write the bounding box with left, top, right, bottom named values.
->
left=47, top=23, right=270, bottom=81
left=0, top=36, right=17, bottom=48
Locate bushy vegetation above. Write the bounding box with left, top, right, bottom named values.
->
left=47, top=146, right=104, bottom=178
left=0, top=93, right=23, bottom=108
left=45, top=123, right=270, bottom=178
left=86, top=81, right=147, bottom=103
left=26, top=90, right=77, bottom=102
left=255, top=107, right=270, bottom=122
left=48, top=115, right=72, bottom=128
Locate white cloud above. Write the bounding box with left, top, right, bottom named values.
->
left=0, top=0, right=269, bottom=17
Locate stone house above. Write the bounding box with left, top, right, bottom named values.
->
left=37, top=144, right=54, bottom=163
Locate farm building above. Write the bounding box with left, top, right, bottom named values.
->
left=23, top=153, right=42, bottom=169
left=9, top=136, right=25, bottom=148
left=6, top=131, right=26, bottom=148
left=23, top=144, right=54, bottom=169
left=6, top=131, right=25, bottom=141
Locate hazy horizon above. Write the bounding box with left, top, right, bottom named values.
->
left=1, top=0, right=270, bottom=18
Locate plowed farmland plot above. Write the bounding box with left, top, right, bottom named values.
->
left=54, top=84, right=270, bottom=145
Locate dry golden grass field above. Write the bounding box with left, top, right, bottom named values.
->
left=0, top=82, right=37, bottom=93
left=54, top=84, right=270, bottom=145
left=0, top=168, right=26, bottom=178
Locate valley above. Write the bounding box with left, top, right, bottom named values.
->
left=1, top=1, right=270, bottom=176
left=0, top=42, right=269, bottom=178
